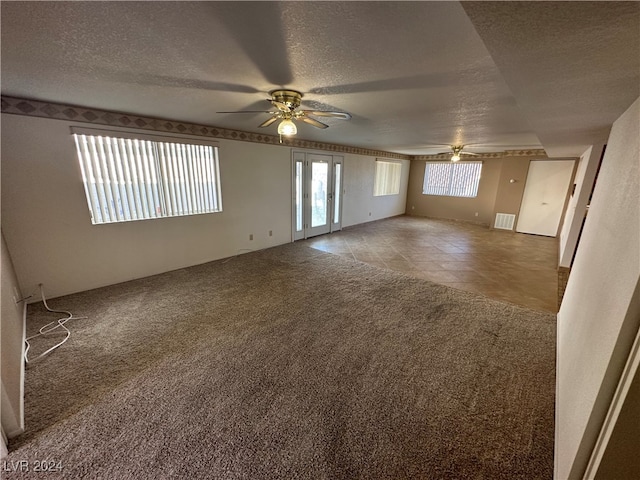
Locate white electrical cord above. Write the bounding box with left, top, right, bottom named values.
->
left=24, top=284, right=86, bottom=364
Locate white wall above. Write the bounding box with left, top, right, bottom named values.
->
left=592, top=340, right=640, bottom=479
left=1, top=233, right=25, bottom=438
left=558, top=144, right=604, bottom=268
left=1, top=430, right=7, bottom=459
left=555, top=97, right=640, bottom=479
left=0, top=114, right=409, bottom=300
left=0, top=113, right=410, bottom=447
left=1, top=115, right=289, bottom=299
left=342, top=154, right=410, bottom=227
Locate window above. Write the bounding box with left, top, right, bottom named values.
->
left=71, top=128, right=222, bottom=224
left=374, top=160, right=402, bottom=196
left=422, top=161, right=482, bottom=197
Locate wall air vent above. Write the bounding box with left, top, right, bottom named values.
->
left=494, top=213, right=516, bottom=230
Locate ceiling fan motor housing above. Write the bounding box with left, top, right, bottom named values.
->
left=270, top=90, right=302, bottom=110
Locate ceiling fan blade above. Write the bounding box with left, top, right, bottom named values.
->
left=271, top=100, right=291, bottom=113
left=258, top=117, right=279, bottom=128
left=431, top=150, right=488, bottom=156
left=301, top=110, right=351, bottom=120
left=464, top=144, right=542, bottom=148
left=216, top=110, right=274, bottom=114
left=301, top=117, right=329, bottom=129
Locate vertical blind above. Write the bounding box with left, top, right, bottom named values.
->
left=422, top=161, right=482, bottom=197
left=72, top=132, right=222, bottom=224
left=374, top=160, right=402, bottom=196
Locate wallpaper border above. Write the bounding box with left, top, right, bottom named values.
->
left=1, top=96, right=547, bottom=160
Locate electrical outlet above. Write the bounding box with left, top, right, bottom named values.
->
left=249, top=234, right=253, bottom=241
left=269, top=230, right=273, bottom=237
left=369, top=212, right=372, bottom=216
left=475, top=212, right=479, bottom=217
left=411, top=205, right=415, bottom=210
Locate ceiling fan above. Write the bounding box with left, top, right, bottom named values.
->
left=430, top=143, right=543, bottom=161
left=217, top=89, right=351, bottom=137
left=435, top=145, right=480, bottom=162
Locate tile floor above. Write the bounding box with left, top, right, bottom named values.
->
left=304, top=215, right=559, bottom=313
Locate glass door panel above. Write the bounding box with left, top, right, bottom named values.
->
left=332, top=160, right=342, bottom=231
left=295, top=160, right=303, bottom=232
left=311, top=161, right=328, bottom=228
left=292, top=152, right=305, bottom=241
left=306, top=156, right=331, bottom=237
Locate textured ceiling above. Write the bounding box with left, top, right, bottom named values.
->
left=1, top=1, right=638, bottom=157
left=462, top=1, right=640, bottom=157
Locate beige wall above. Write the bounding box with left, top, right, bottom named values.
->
left=1, top=233, right=25, bottom=438
left=594, top=353, right=640, bottom=479
left=406, top=155, right=578, bottom=233
left=342, top=155, right=410, bottom=227
left=407, top=155, right=549, bottom=228
left=406, top=157, right=502, bottom=226
left=558, top=145, right=604, bottom=268
left=555, top=97, right=640, bottom=479
left=0, top=113, right=408, bottom=451
left=491, top=156, right=531, bottom=222
left=0, top=113, right=408, bottom=300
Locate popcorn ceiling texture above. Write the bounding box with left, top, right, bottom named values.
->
left=3, top=2, right=634, bottom=157
left=0, top=1, right=543, bottom=156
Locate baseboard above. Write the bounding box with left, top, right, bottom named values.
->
left=19, top=300, right=26, bottom=433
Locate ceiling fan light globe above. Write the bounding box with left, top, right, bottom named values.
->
left=277, top=119, right=297, bottom=136
left=451, top=154, right=461, bottom=162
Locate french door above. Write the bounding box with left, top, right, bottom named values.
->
left=292, top=151, right=343, bottom=240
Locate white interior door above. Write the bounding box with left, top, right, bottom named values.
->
left=516, top=160, right=575, bottom=237
left=292, top=151, right=343, bottom=240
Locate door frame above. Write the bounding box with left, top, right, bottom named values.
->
left=291, top=150, right=344, bottom=241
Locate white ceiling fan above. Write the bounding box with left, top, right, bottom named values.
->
left=217, top=89, right=351, bottom=137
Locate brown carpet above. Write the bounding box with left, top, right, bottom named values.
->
left=6, top=242, right=556, bottom=479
